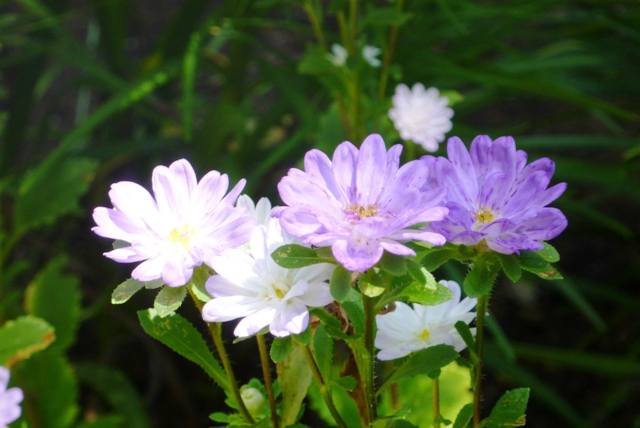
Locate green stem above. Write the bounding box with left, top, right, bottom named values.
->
left=348, top=0, right=358, bottom=54
left=433, top=378, right=441, bottom=428
left=301, top=344, right=348, bottom=428
left=473, top=295, right=489, bottom=427
left=303, top=0, right=327, bottom=52
left=403, top=139, right=415, bottom=162
left=363, top=294, right=377, bottom=423
left=377, top=0, right=404, bottom=101
left=187, top=289, right=254, bottom=423
left=257, top=334, right=279, bottom=428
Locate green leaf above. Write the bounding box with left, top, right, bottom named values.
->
left=0, top=316, right=55, bottom=367
left=271, top=244, right=331, bottom=269
left=182, top=31, right=201, bottom=142
left=342, top=289, right=365, bottom=337
left=334, top=375, right=356, bottom=391
left=22, top=351, right=79, bottom=428
left=330, top=265, right=352, bottom=302
left=497, top=253, right=522, bottom=283
left=406, top=259, right=427, bottom=284
left=15, top=154, right=97, bottom=231
left=154, top=285, right=187, bottom=317
left=293, top=326, right=312, bottom=346
left=518, top=251, right=563, bottom=280
left=111, top=278, right=145, bottom=304
left=485, top=388, right=529, bottom=427
left=395, top=280, right=453, bottom=307
left=454, top=321, right=476, bottom=356
left=463, top=255, right=500, bottom=297
left=313, top=324, right=333, bottom=383
left=377, top=345, right=459, bottom=394
left=25, top=257, right=81, bottom=352
left=379, top=252, right=407, bottom=276
left=270, top=336, right=293, bottom=363
left=188, top=266, right=212, bottom=302
left=361, top=8, right=412, bottom=27
left=535, top=242, right=560, bottom=263
left=137, top=309, right=228, bottom=390
left=298, top=45, right=336, bottom=75
left=452, top=403, right=474, bottom=428
left=76, top=363, right=150, bottom=428
left=277, top=344, right=313, bottom=426
left=359, top=268, right=386, bottom=297
left=421, top=247, right=459, bottom=272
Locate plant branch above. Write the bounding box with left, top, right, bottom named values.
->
left=257, top=334, right=279, bottom=428
left=473, top=294, right=489, bottom=427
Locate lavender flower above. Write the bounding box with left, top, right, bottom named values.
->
left=0, top=366, right=23, bottom=427
left=202, top=199, right=335, bottom=338
left=375, top=280, right=477, bottom=360
left=276, top=134, right=448, bottom=272
left=424, top=135, right=568, bottom=254
left=93, top=159, right=256, bottom=287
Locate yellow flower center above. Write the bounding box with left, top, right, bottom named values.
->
left=345, top=204, right=379, bottom=219
left=418, top=329, right=431, bottom=341
left=167, top=224, right=196, bottom=250
left=473, top=207, right=498, bottom=225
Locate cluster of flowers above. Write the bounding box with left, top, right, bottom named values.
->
left=93, top=133, right=566, bottom=359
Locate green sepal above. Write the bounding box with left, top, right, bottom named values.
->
left=270, top=336, right=293, bottom=363
left=463, top=254, right=501, bottom=297
left=330, top=265, right=352, bottom=302
left=153, top=285, right=187, bottom=317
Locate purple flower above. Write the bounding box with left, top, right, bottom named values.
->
left=424, top=135, right=567, bottom=254
left=93, top=159, right=256, bottom=287
left=0, top=366, right=23, bottom=427
left=276, top=134, right=448, bottom=272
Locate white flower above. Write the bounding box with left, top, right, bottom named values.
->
left=92, top=159, right=256, bottom=287
left=362, top=45, right=381, bottom=67
left=327, top=43, right=348, bottom=67
left=0, top=366, right=23, bottom=427
left=236, top=195, right=272, bottom=226
left=375, top=280, right=477, bottom=360
left=388, top=83, right=454, bottom=152
left=201, top=207, right=335, bottom=338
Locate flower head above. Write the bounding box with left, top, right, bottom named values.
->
left=327, top=44, right=348, bottom=67
left=388, top=83, right=454, bottom=152
left=275, top=134, right=448, bottom=272
left=424, top=136, right=568, bottom=254
left=0, top=366, right=23, bottom=427
left=92, top=159, right=256, bottom=287
left=375, top=280, right=476, bottom=360
left=202, top=201, right=335, bottom=338
left=362, top=45, right=381, bottom=67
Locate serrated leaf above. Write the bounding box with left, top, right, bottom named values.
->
left=464, top=255, right=500, bottom=297
left=497, top=253, right=522, bottom=283
left=270, top=336, right=292, bottom=363
left=76, top=363, right=150, bottom=428
left=313, top=324, right=333, bottom=383
left=154, top=285, right=187, bottom=317
left=485, top=388, right=529, bottom=427
left=15, top=154, right=98, bottom=231
left=277, top=344, right=313, bottom=426
left=535, top=242, right=560, bottom=263
left=144, top=278, right=165, bottom=289
left=330, top=265, right=352, bottom=302
left=421, top=248, right=458, bottom=271
left=137, top=309, right=228, bottom=390
left=0, top=316, right=55, bottom=367
left=452, top=403, right=474, bottom=428
left=518, top=251, right=563, bottom=280
left=271, top=244, right=331, bottom=269
left=379, top=252, right=407, bottom=276
left=377, top=345, right=459, bottom=394
left=293, top=326, right=312, bottom=345
left=25, top=257, right=81, bottom=352
left=454, top=321, right=477, bottom=356
left=111, top=278, right=145, bottom=304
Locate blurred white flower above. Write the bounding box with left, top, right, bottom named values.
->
left=388, top=83, right=454, bottom=152
left=362, top=45, right=381, bottom=67
left=327, top=44, right=348, bottom=67
left=236, top=195, right=272, bottom=226
left=202, top=203, right=335, bottom=338
left=375, top=280, right=477, bottom=360
left=0, top=366, right=23, bottom=427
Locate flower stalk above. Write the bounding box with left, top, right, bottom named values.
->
left=256, top=334, right=279, bottom=428
left=473, top=294, right=489, bottom=427
left=433, top=378, right=441, bottom=428
left=363, top=293, right=377, bottom=423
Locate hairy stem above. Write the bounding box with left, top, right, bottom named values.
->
left=188, top=289, right=254, bottom=423
left=433, top=378, right=441, bottom=428
left=473, top=295, right=489, bottom=427
left=301, top=344, right=348, bottom=428
left=257, top=334, right=279, bottom=428
left=363, top=294, right=377, bottom=423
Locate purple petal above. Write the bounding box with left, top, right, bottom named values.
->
left=513, top=207, right=568, bottom=241
left=533, top=182, right=567, bottom=207
left=162, top=258, right=193, bottom=287
left=305, top=149, right=348, bottom=205
left=500, top=170, right=549, bottom=215
left=356, top=134, right=387, bottom=206
left=447, top=137, right=478, bottom=200
left=332, top=141, right=359, bottom=202
left=332, top=236, right=384, bottom=272
left=131, top=257, right=166, bottom=282
left=270, top=300, right=309, bottom=337
left=234, top=307, right=278, bottom=337
left=469, top=135, right=494, bottom=185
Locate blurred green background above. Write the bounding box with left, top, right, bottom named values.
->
left=0, top=0, right=638, bottom=427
